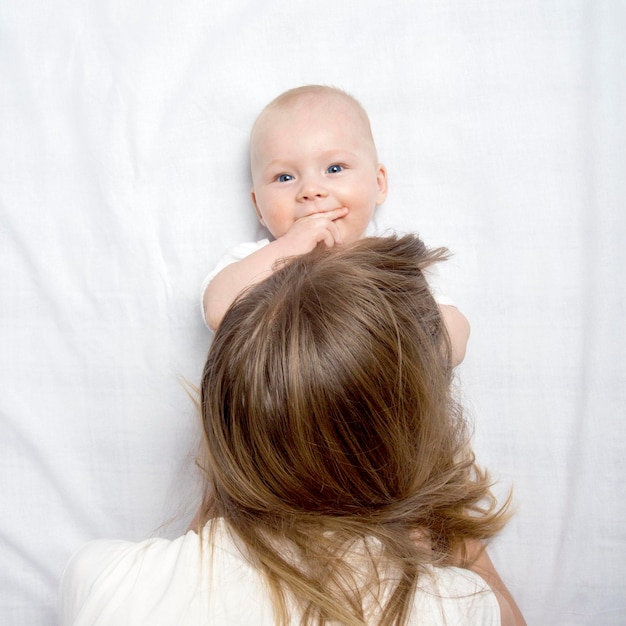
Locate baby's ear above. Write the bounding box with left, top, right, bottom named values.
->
left=250, top=189, right=265, bottom=225
left=375, top=164, right=388, bottom=205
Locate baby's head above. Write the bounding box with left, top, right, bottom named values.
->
left=249, top=85, right=388, bottom=243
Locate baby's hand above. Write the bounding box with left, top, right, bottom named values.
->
left=279, top=207, right=349, bottom=253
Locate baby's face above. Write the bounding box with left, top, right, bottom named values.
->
left=250, top=96, right=387, bottom=243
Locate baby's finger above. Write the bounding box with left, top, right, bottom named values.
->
left=327, top=206, right=349, bottom=221
left=326, top=219, right=343, bottom=245
left=308, top=206, right=348, bottom=221
left=321, top=229, right=336, bottom=247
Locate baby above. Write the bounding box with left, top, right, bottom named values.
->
left=202, top=85, right=470, bottom=365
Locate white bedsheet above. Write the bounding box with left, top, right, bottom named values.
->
left=2, top=1, right=624, bottom=624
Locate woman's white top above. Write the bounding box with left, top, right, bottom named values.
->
left=59, top=520, right=500, bottom=625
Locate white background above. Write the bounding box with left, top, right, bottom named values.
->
left=1, top=1, right=624, bottom=624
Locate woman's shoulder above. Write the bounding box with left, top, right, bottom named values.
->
left=58, top=531, right=202, bottom=624
left=60, top=530, right=202, bottom=586
left=58, top=521, right=274, bottom=625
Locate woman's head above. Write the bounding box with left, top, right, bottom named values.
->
left=198, top=234, right=509, bottom=625
left=201, top=234, right=455, bottom=522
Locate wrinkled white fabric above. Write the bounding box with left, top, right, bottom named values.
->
left=2, top=1, right=625, bottom=625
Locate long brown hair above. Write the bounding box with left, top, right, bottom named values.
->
left=197, top=234, right=509, bottom=625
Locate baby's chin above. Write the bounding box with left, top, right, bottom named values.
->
left=339, top=224, right=369, bottom=245
left=336, top=210, right=376, bottom=245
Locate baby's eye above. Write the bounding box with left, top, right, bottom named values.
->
left=277, top=173, right=294, bottom=183
left=327, top=164, right=344, bottom=174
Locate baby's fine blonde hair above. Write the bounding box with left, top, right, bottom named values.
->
left=250, top=84, right=379, bottom=160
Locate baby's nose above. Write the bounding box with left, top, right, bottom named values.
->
left=297, top=179, right=329, bottom=201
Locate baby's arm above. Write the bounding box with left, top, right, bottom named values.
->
left=424, top=265, right=470, bottom=367
left=439, top=304, right=470, bottom=367
left=203, top=207, right=348, bottom=330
